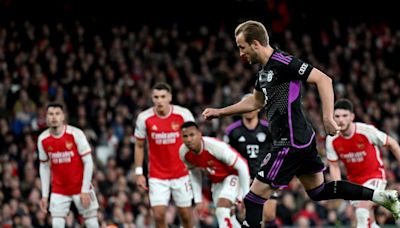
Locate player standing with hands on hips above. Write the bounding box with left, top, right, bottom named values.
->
left=202, top=20, right=400, bottom=227
left=38, top=102, right=100, bottom=228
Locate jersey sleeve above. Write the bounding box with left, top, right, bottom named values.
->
left=325, top=136, right=339, bottom=161
left=37, top=135, right=49, bottom=162
left=182, top=107, right=195, bottom=122
left=285, top=55, right=314, bottom=82
left=73, top=128, right=92, bottom=156
left=206, top=138, right=238, bottom=166
left=362, top=124, right=388, bottom=146
left=179, top=144, right=195, bottom=169
left=134, top=112, right=147, bottom=140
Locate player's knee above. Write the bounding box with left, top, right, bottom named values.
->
left=306, top=184, right=326, bottom=201
left=153, top=209, right=166, bottom=222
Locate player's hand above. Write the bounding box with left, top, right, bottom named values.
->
left=136, top=175, right=148, bottom=191
left=80, top=192, right=90, bottom=209
left=202, top=108, right=221, bottom=120
left=40, top=197, right=48, bottom=213
left=323, top=117, right=341, bottom=136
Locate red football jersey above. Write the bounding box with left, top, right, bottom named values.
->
left=180, top=136, right=245, bottom=183
left=135, top=105, right=194, bottom=179
left=326, top=122, right=388, bottom=184
left=38, top=125, right=92, bottom=195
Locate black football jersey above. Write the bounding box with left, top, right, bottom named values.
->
left=255, top=49, right=315, bottom=148
left=225, top=119, right=271, bottom=178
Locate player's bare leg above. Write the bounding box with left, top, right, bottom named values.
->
left=177, top=206, right=193, bottom=228
left=153, top=205, right=168, bottom=228
left=263, top=198, right=278, bottom=228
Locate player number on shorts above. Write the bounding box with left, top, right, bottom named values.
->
left=230, top=177, right=238, bottom=187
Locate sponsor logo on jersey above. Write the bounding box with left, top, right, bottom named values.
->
left=238, top=136, right=246, bottom=142
left=340, top=151, right=367, bottom=163
left=258, top=170, right=264, bottom=177
left=151, top=132, right=180, bottom=145
left=298, top=63, right=309, bottom=75
left=49, top=151, right=74, bottom=164
left=151, top=125, right=158, bottom=131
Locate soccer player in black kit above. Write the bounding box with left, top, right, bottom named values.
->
left=224, top=94, right=278, bottom=228
left=203, top=20, right=400, bottom=227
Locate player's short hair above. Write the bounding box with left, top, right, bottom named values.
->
left=334, top=98, right=354, bottom=113
left=235, top=20, right=269, bottom=46
left=181, top=121, right=199, bottom=130
left=152, top=82, right=172, bottom=93
left=46, top=102, right=65, bottom=111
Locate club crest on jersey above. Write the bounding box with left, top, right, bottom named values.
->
left=47, top=146, right=53, bottom=151
left=266, top=70, right=274, bottom=82
left=357, top=142, right=365, bottom=149
left=256, top=132, right=267, bottom=142
left=65, top=141, right=73, bottom=150
left=171, top=121, right=180, bottom=131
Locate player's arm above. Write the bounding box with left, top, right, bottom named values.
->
left=189, top=168, right=203, bottom=204
left=325, top=136, right=341, bottom=180
left=202, top=89, right=264, bottom=120
left=81, top=154, right=94, bottom=193
left=232, top=157, right=250, bottom=199
left=179, top=145, right=202, bottom=203
left=307, top=69, right=339, bottom=136
left=386, top=136, right=400, bottom=163
left=328, top=161, right=341, bottom=181
left=37, top=137, right=50, bottom=213
left=80, top=154, right=94, bottom=209
left=73, top=128, right=95, bottom=208
left=134, top=139, right=148, bottom=190
left=73, top=128, right=94, bottom=193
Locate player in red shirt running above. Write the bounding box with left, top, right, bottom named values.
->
left=38, top=102, right=99, bottom=228
left=134, top=83, right=194, bottom=228
left=326, top=98, right=400, bottom=227
left=180, top=121, right=250, bottom=228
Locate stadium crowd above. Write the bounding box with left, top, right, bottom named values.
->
left=1, top=10, right=400, bottom=228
